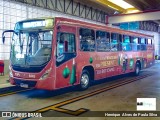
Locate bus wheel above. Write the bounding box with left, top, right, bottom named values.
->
left=134, top=63, right=140, bottom=76
left=79, top=70, right=90, bottom=90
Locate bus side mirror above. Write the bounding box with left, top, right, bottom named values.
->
left=2, top=36, right=5, bottom=44
left=2, top=30, right=17, bottom=44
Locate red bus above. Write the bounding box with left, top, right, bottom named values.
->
left=2, top=17, right=154, bottom=90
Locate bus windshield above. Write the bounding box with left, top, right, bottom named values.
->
left=11, top=30, right=53, bottom=67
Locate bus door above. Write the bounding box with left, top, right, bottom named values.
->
left=121, top=35, right=136, bottom=73
left=55, top=25, right=77, bottom=88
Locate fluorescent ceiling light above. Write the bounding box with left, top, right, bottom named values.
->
left=108, top=0, right=134, bottom=9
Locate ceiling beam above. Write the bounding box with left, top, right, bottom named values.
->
left=141, top=0, right=152, bottom=7
left=153, top=20, right=160, bottom=25
left=108, top=10, right=160, bottom=24
left=74, top=0, right=115, bottom=15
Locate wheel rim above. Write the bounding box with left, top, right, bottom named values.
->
left=81, top=73, right=89, bottom=88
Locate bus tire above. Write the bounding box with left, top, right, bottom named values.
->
left=134, top=62, right=140, bottom=76
left=79, top=70, right=90, bottom=90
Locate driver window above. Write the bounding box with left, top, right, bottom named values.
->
left=57, top=32, right=76, bottom=56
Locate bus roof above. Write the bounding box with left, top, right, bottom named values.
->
left=56, top=17, right=154, bottom=38
left=17, top=17, right=55, bottom=23
left=17, top=17, right=154, bottom=38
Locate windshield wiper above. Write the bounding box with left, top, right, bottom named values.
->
left=20, top=39, right=24, bottom=54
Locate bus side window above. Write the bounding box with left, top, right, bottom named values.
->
left=137, top=38, right=141, bottom=51
left=118, top=34, right=122, bottom=51
left=140, top=38, right=147, bottom=51
left=122, top=35, right=132, bottom=51
left=146, top=38, right=148, bottom=44
left=96, top=31, right=110, bottom=52
left=148, top=38, right=152, bottom=45
left=106, top=32, right=110, bottom=51
left=57, top=33, right=64, bottom=56
left=131, top=36, right=138, bottom=51
left=57, top=33, right=76, bottom=56
left=111, top=33, right=118, bottom=52
left=79, top=28, right=95, bottom=51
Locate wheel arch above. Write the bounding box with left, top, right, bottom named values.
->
left=136, top=60, right=141, bottom=70
left=81, top=65, right=95, bottom=81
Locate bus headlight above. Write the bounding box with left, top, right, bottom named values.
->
left=9, top=71, right=13, bottom=77
left=9, top=65, right=13, bottom=77
left=39, top=68, right=52, bottom=80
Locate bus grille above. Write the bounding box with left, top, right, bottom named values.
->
left=14, top=79, right=37, bottom=88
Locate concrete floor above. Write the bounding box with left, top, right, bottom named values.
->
left=0, top=62, right=160, bottom=120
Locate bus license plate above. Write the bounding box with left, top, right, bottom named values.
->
left=20, top=83, right=28, bottom=88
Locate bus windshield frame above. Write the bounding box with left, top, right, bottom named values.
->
left=11, top=30, right=53, bottom=68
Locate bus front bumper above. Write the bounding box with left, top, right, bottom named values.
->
left=10, top=77, right=55, bottom=90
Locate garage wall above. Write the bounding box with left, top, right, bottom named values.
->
left=0, top=0, right=105, bottom=60
left=0, top=0, right=27, bottom=60
left=1, top=0, right=159, bottom=61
